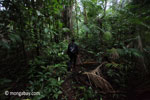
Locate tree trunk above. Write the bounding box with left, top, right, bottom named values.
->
left=137, top=34, right=147, bottom=74
left=75, top=0, right=79, bottom=34
left=62, top=0, right=74, bottom=40
left=97, top=0, right=107, bottom=45
left=83, top=4, right=88, bottom=37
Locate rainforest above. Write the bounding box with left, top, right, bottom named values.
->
left=0, top=0, right=150, bottom=100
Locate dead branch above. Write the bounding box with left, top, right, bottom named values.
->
left=82, top=62, right=114, bottom=93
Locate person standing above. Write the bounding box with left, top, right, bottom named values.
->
left=67, top=38, right=78, bottom=71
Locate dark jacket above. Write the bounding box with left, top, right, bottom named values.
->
left=67, top=42, right=78, bottom=56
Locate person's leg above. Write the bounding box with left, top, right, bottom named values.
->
left=74, top=55, right=77, bottom=67
left=73, top=55, right=77, bottom=71
left=69, top=55, right=73, bottom=71
left=67, top=61, right=71, bottom=71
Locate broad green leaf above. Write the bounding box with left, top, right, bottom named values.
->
left=9, top=34, right=21, bottom=42
left=36, top=10, right=43, bottom=16
left=103, top=31, right=112, bottom=41
left=62, top=28, right=70, bottom=32
left=82, top=25, right=90, bottom=33
left=44, top=28, right=49, bottom=33
left=0, top=39, right=10, bottom=49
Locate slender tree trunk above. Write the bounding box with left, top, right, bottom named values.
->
left=32, top=0, right=40, bottom=56
left=99, top=0, right=107, bottom=44
left=137, top=34, right=147, bottom=74
left=69, top=3, right=74, bottom=36
left=97, top=18, right=103, bottom=44
left=120, top=0, right=126, bottom=8
left=75, top=0, right=79, bottom=34
left=83, top=4, right=88, bottom=37
left=19, top=7, right=27, bottom=65
left=101, top=0, right=107, bottom=19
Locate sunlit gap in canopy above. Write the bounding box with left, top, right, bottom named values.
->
left=0, top=0, right=5, bottom=11
left=0, top=4, right=5, bottom=11
left=76, top=0, right=122, bottom=12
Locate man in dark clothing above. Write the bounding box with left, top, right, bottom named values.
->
left=67, top=38, right=78, bottom=71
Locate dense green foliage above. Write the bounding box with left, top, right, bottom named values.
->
left=0, top=0, right=150, bottom=100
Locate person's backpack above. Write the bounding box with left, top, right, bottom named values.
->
left=69, top=43, right=77, bottom=54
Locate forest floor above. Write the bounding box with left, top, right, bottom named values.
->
left=61, top=54, right=150, bottom=100
left=61, top=54, right=118, bottom=100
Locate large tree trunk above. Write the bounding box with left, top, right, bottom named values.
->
left=62, top=0, right=74, bottom=40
